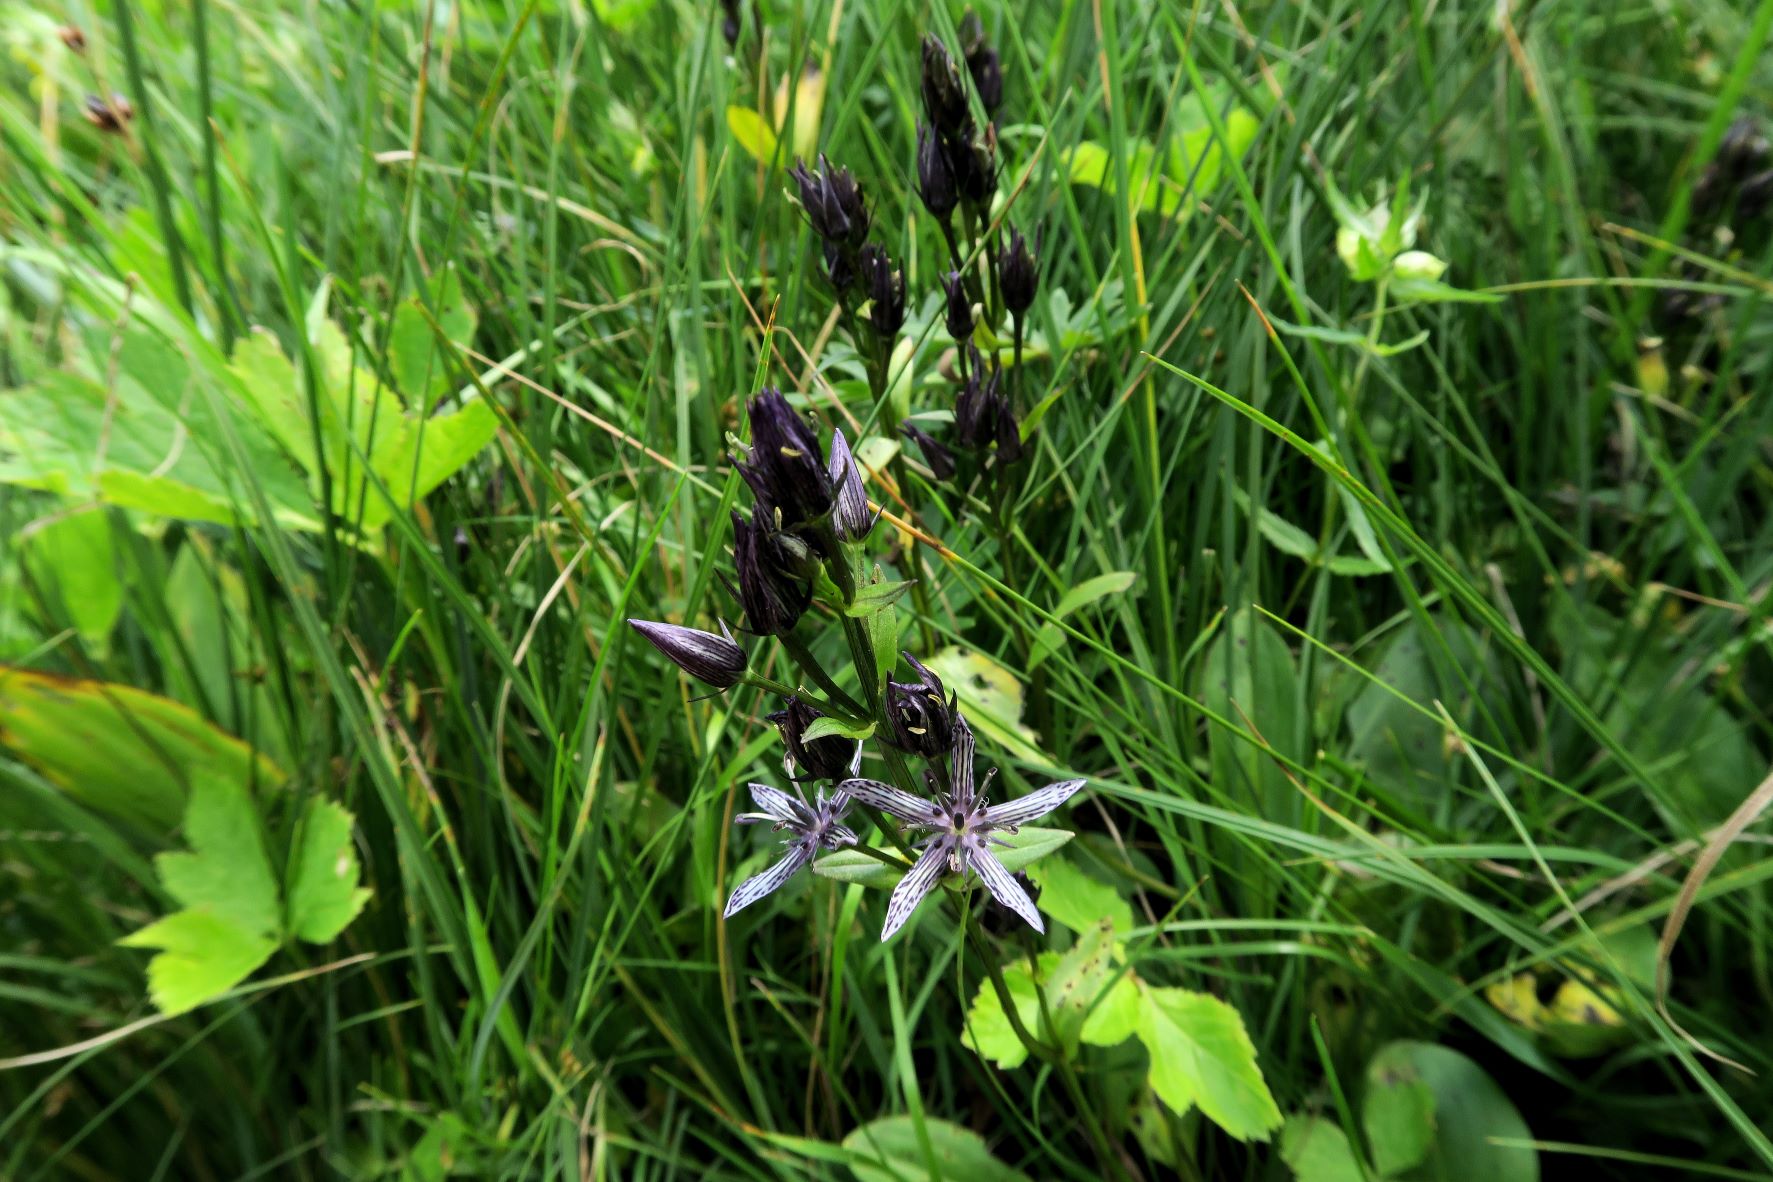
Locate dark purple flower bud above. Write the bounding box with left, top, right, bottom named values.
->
left=731, top=510, right=811, bottom=636
left=858, top=244, right=906, bottom=338
left=994, top=393, right=1025, bottom=464
left=916, top=124, right=959, bottom=222
left=628, top=618, right=747, bottom=689
left=768, top=696, right=858, bottom=782
left=789, top=155, right=870, bottom=248
left=738, top=388, right=832, bottom=527
left=921, top=35, right=972, bottom=137
left=883, top=652, right=958, bottom=758
left=960, top=13, right=1002, bottom=114
left=953, top=353, right=998, bottom=449
left=719, top=0, right=743, bottom=45
left=997, top=225, right=1038, bottom=317
left=1740, top=167, right=1773, bottom=220
left=900, top=423, right=955, bottom=481
left=828, top=428, right=872, bottom=540
left=822, top=240, right=855, bottom=293
left=943, top=271, right=973, bottom=344
left=83, top=93, right=134, bottom=134
left=946, top=123, right=998, bottom=206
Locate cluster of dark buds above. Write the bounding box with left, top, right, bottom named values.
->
left=953, top=345, right=1023, bottom=463
left=790, top=157, right=907, bottom=366
left=1693, top=116, right=1772, bottom=221
left=83, top=93, right=134, bottom=134
left=917, top=33, right=999, bottom=231
left=844, top=715, right=1084, bottom=939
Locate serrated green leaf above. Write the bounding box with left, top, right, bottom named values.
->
left=1280, top=1115, right=1365, bottom=1182
left=841, top=1116, right=1031, bottom=1182
left=117, top=909, right=278, bottom=1017
left=1028, top=856, right=1134, bottom=935
left=801, top=715, right=876, bottom=743
left=961, top=952, right=1048, bottom=1069
left=1137, top=987, right=1283, bottom=1141
left=1364, top=1074, right=1435, bottom=1176
left=1080, top=973, right=1141, bottom=1047
left=156, top=773, right=279, bottom=936
left=286, top=799, right=372, bottom=944
left=814, top=827, right=1072, bottom=888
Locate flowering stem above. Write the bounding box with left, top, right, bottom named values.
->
left=777, top=630, right=868, bottom=718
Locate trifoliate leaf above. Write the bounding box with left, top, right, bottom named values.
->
left=1137, top=987, right=1283, bottom=1141
left=285, top=799, right=372, bottom=944
left=117, top=909, right=277, bottom=1016
left=963, top=921, right=1129, bottom=1068
left=961, top=952, right=1049, bottom=1069
left=1080, top=973, right=1142, bottom=1047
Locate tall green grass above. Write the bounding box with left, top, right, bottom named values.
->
left=3, top=0, right=1773, bottom=1178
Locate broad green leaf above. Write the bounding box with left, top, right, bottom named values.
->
left=1030, top=571, right=1137, bottom=670
left=1028, top=856, right=1134, bottom=935
left=867, top=600, right=901, bottom=689
left=388, top=266, right=476, bottom=402
left=961, top=952, right=1047, bottom=1069
left=1081, top=974, right=1142, bottom=1048
left=591, top=0, right=659, bottom=33
left=841, top=1116, right=1030, bottom=1182
left=1368, top=1041, right=1537, bottom=1182
left=1345, top=617, right=1491, bottom=810
left=962, top=921, right=1123, bottom=1068
left=286, top=799, right=372, bottom=943
left=0, top=668, right=287, bottom=831
left=801, top=715, right=876, bottom=743
left=155, top=773, right=279, bottom=936
left=1199, top=609, right=1304, bottom=824
left=1364, top=1074, right=1436, bottom=1176
left=922, top=647, right=1044, bottom=764
left=726, top=105, right=778, bottom=163
left=117, top=909, right=277, bottom=1017
left=1280, top=1116, right=1365, bottom=1182
left=814, top=827, right=1072, bottom=887
left=1137, top=987, right=1283, bottom=1141
left=21, top=506, right=124, bottom=648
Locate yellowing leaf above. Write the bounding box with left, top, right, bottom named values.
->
left=286, top=799, right=371, bottom=944
left=1138, top=986, right=1283, bottom=1141
left=117, top=909, right=277, bottom=1016
left=0, top=668, right=286, bottom=831
left=922, top=647, right=1044, bottom=764
left=726, top=105, right=779, bottom=163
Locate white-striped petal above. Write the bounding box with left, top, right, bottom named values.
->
left=969, top=846, right=1044, bottom=933
left=723, top=844, right=816, bottom=917
left=881, top=842, right=950, bottom=941
left=747, top=782, right=808, bottom=826
left=983, top=778, right=1084, bottom=830
left=840, top=777, right=941, bottom=824
left=949, top=716, right=977, bottom=805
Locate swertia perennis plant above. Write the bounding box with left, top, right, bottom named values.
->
left=628, top=386, right=1087, bottom=942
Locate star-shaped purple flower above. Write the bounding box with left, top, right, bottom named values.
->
left=723, top=781, right=859, bottom=918
left=840, top=717, right=1084, bottom=940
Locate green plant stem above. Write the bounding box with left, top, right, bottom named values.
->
left=778, top=628, right=868, bottom=717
